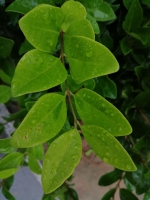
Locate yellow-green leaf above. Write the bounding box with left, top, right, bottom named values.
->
left=42, top=129, right=82, bottom=194
left=11, top=49, right=67, bottom=97
left=28, top=153, right=42, bottom=174
left=82, top=125, right=136, bottom=171
left=10, top=93, right=67, bottom=147
left=64, top=36, right=119, bottom=84
left=19, top=4, right=64, bottom=53
left=75, top=88, right=132, bottom=136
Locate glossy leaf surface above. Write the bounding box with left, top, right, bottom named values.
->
left=19, top=5, right=64, bottom=53
left=0, top=36, right=14, bottom=58
left=11, top=49, right=67, bottom=97
left=77, top=0, right=116, bottom=21
left=0, top=168, right=18, bottom=179
left=75, top=89, right=132, bottom=136
left=0, top=85, right=11, bottom=104
left=61, top=1, right=86, bottom=32
left=101, top=188, right=116, bottom=200
left=0, top=139, right=16, bottom=154
left=10, top=93, right=66, bottom=147
left=82, top=125, right=136, bottom=171
left=64, top=36, right=119, bottom=83
left=6, top=0, right=54, bottom=14
left=42, top=129, right=82, bottom=193
left=86, top=13, right=100, bottom=34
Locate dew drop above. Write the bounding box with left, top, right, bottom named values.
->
left=106, top=152, right=110, bottom=156
left=114, top=157, right=119, bottom=164
left=103, top=157, right=108, bottom=162
left=126, top=164, right=131, bottom=170
left=102, top=103, right=105, bottom=108
left=86, top=51, right=92, bottom=58
left=102, top=137, right=105, bottom=142
left=115, top=143, right=120, bottom=150
left=47, top=39, right=53, bottom=47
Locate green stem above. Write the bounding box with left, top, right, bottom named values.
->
left=60, top=31, right=78, bottom=127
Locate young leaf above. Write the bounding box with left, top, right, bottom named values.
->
left=98, top=169, right=122, bottom=186
left=77, top=0, right=116, bottom=21
left=0, top=139, right=16, bottom=154
left=64, top=36, right=119, bottom=84
left=10, top=93, right=67, bottom=147
left=0, top=152, right=23, bottom=171
left=81, top=125, right=136, bottom=171
left=0, top=36, right=14, bottom=58
left=123, top=0, right=143, bottom=32
left=6, top=0, right=54, bottom=14
left=75, top=88, right=132, bottom=136
left=0, top=85, right=11, bottom=104
left=61, top=1, right=86, bottom=32
left=42, top=129, right=82, bottom=194
left=120, top=188, right=139, bottom=200
left=28, top=153, right=42, bottom=174
left=65, top=19, right=95, bottom=40
left=19, top=4, right=64, bottom=53
left=86, top=13, right=100, bottom=34
left=11, top=49, right=67, bottom=97
left=101, top=188, right=116, bottom=200
left=0, top=168, right=18, bottom=179
left=2, top=186, right=16, bottom=200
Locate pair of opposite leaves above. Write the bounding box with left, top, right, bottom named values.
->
left=11, top=1, right=119, bottom=97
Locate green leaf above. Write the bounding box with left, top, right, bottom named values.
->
left=144, top=170, right=150, bottom=179
left=75, top=88, right=132, bottom=136
left=98, top=169, right=122, bottom=186
left=120, top=188, right=138, bottom=200
left=6, top=0, right=54, bottom=14
left=28, top=144, right=44, bottom=160
left=61, top=1, right=86, bottom=32
left=134, top=92, right=150, bottom=111
left=2, top=186, right=16, bottom=200
left=0, top=139, right=16, bottom=154
left=42, top=129, right=82, bottom=194
left=0, top=168, right=18, bottom=179
left=120, top=36, right=132, bottom=55
left=64, top=36, right=119, bottom=84
left=0, top=36, right=14, bottom=58
left=86, top=13, right=100, bottom=34
left=123, top=0, right=143, bottom=32
left=19, top=39, right=34, bottom=55
left=141, top=0, right=150, bottom=6
left=0, top=152, right=23, bottom=170
left=95, top=76, right=117, bottom=99
left=123, top=0, right=133, bottom=10
left=124, top=177, right=135, bottom=191
left=77, top=0, right=116, bottom=21
left=25, top=101, right=36, bottom=111
left=81, top=125, right=136, bottom=171
left=10, top=93, right=67, bottom=147
left=11, top=49, right=67, bottom=97
left=0, top=70, right=12, bottom=85
left=19, top=5, right=64, bottom=53
left=101, top=30, right=114, bottom=50
left=0, top=85, right=11, bottom=104
left=28, top=153, right=42, bottom=174
left=65, top=19, right=95, bottom=40
left=101, top=188, right=116, bottom=200
left=3, top=176, right=14, bottom=190
left=0, top=57, right=15, bottom=78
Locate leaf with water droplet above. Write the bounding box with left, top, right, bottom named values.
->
left=42, top=129, right=82, bottom=193
left=81, top=125, right=136, bottom=171
left=61, top=1, right=86, bottom=32
left=10, top=93, right=67, bottom=147
left=64, top=36, right=119, bottom=84
left=19, top=4, right=64, bottom=53
left=75, top=88, right=132, bottom=136
left=11, top=49, right=67, bottom=97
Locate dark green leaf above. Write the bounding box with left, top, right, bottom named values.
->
left=0, top=139, right=16, bottom=154
left=0, top=85, right=11, bottom=104
left=86, top=13, right=100, bottom=34
left=134, top=92, right=150, bottom=111
left=120, top=188, right=138, bottom=200
left=98, top=169, right=122, bottom=186
left=19, top=39, right=34, bottom=55
left=0, top=36, right=14, bottom=58
left=2, top=186, right=16, bottom=200
left=101, top=188, right=116, bottom=200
